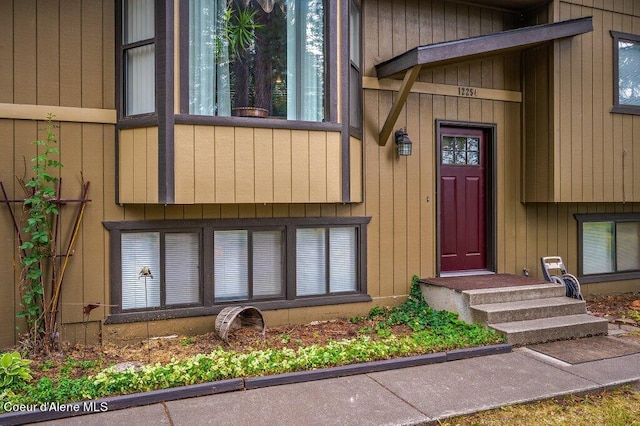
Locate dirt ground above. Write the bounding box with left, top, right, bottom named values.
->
left=18, top=292, right=640, bottom=382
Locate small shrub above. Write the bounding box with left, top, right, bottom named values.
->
left=0, top=351, right=33, bottom=388
left=180, top=337, right=195, bottom=346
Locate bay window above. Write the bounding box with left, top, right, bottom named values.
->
left=105, top=217, right=370, bottom=322
left=121, top=0, right=155, bottom=116
left=188, top=0, right=325, bottom=121
left=349, top=0, right=361, bottom=132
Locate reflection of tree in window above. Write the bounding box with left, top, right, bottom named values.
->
left=618, top=40, right=640, bottom=106
left=188, top=0, right=324, bottom=120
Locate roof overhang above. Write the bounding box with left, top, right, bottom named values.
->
left=375, top=16, right=593, bottom=145
left=376, top=17, right=593, bottom=79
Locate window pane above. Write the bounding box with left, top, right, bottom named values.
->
left=189, top=0, right=230, bottom=115
left=126, top=44, right=155, bottom=115
left=189, top=0, right=324, bottom=121
left=349, top=65, right=361, bottom=127
left=583, top=222, right=615, bottom=275
left=253, top=231, right=283, bottom=297
left=165, top=233, right=200, bottom=305
left=214, top=230, right=248, bottom=301
left=467, top=152, right=479, bottom=165
left=296, top=228, right=326, bottom=296
left=125, top=0, right=154, bottom=43
left=617, top=222, right=640, bottom=271
left=329, top=227, right=356, bottom=293
left=121, top=232, right=160, bottom=309
left=349, top=1, right=360, bottom=68
left=618, top=40, right=640, bottom=106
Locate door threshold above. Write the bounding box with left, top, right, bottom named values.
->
left=439, top=270, right=495, bottom=277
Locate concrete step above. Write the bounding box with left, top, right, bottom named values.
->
left=471, top=297, right=586, bottom=324
left=489, top=314, right=609, bottom=346
left=464, top=283, right=565, bottom=306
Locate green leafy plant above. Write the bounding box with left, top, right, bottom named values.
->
left=0, top=351, right=33, bottom=389
left=180, top=337, right=195, bottom=347
left=623, top=309, right=640, bottom=322
left=0, top=275, right=504, bottom=411
left=18, top=115, right=63, bottom=349
left=220, top=5, right=263, bottom=62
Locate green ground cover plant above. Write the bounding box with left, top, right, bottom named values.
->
left=0, top=276, right=504, bottom=411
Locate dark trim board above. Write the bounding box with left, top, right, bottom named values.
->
left=174, top=114, right=343, bottom=132
left=104, top=294, right=373, bottom=324
left=376, top=17, right=593, bottom=78
left=157, top=0, right=175, bottom=204
left=340, top=0, right=350, bottom=202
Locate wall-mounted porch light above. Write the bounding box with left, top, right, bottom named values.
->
left=394, top=128, right=412, bottom=156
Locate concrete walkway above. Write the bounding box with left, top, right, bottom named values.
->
left=31, top=342, right=640, bottom=426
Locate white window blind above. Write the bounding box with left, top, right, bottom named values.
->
left=329, top=227, right=356, bottom=292
left=583, top=222, right=615, bottom=275
left=616, top=222, right=640, bottom=271
left=214, top=230, right=249, bottom=301
left=253, top=231, right=283, bottom=297
left=165, top=233, right=200, bottom=305
left=296, top=228, right=326, bottom=296
left=121, top=232, right=160, bottom=309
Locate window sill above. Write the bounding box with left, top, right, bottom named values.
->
left=611, top=105, right=640, bottom=116
left=578, top=271, right=640, bottom=284
left=104, top=293, right=372, bottom=325
left=174, top=114, right=342, bottom=132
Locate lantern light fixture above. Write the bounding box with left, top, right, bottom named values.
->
left=394, top=128, right=412, bottom=156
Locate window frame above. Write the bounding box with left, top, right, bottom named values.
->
left=575, top=213, right=640, bottom=283
left=120, top=228, right=204, bottom=312
left=348, top=0, right=362, bottom=138
left=293, top=225, right=361, bottom=297
left=611, top=30, right=640, bottom=115
left=117, top=0, right=158, bottom=120
left=177, top=0, right=339, bottom=128
left=213, top=227, right=287, bottom=302
left=104, top=217, right=371, bottom=323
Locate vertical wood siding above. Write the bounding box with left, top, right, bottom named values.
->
left=0, top=0, right=118, bottom=347
left=167, top=125, right=344, bottom=204
left=525, top=0, right=640, bottom=202
left=363, top=0, right=524, bottom=298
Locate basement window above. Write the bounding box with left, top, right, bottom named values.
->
left=576, top=213, right=640, bottom=282
left=104, top=217, right=371, bottom=322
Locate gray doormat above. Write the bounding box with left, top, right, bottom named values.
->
left=528, top=336, right=640, bottom=364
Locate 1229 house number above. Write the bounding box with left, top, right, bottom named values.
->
left=458, top=86, right=478, bottom=97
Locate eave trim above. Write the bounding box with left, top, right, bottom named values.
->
left=375, top=16, right=593, bottom=78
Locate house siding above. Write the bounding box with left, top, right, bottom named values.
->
left=1, top=0, right=640, bottom=347
left=0, top=0, right=120, bottom=348
left=525, top=0, right=640, bottom=202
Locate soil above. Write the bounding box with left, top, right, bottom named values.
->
left=24, top=318, right=413, bottom=382
left=15, top=292, right=640, bottom=383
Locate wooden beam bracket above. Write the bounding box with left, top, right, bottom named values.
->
left=378, top=65, right=422, bottom=146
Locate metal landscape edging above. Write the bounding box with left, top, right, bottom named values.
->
left=0, top=343, right=512, bottom=425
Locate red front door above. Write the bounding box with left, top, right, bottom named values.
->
left=439, top=127, right=487, bottom=273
